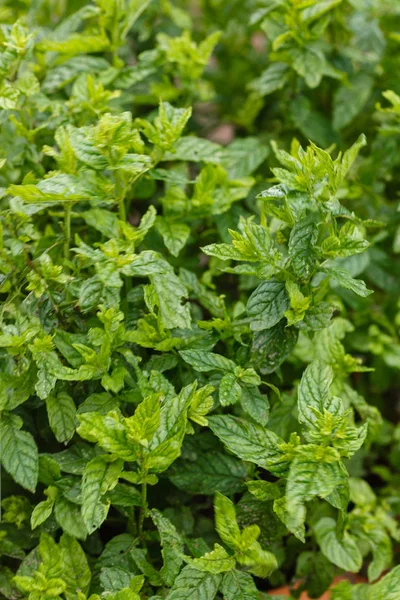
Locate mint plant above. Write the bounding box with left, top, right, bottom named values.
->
left=1, top=2, right=400, bottom=600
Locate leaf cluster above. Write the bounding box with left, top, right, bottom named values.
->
left=1, top=1, right=400, bottom=600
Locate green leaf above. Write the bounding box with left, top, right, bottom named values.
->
left=137, top=102, right=192, bottom=151
left=284, top=457, right=346, bottom=539
left=38, top=532, right=63, bottom=577
left=245, top=480, right=279, bottom=502
left=219, top=373, right=242, bottom=406
left=100, top=567, right=132, bottom=592
left=326, top=267, right=373, bottom=297
left=126, top=393, right=161, bottom=446
left=239, top=386, right=269, bottom=426
left=107, top=483, right=142, bottom=507
left=130, top=547, right=162, bottom=586
left=221, top=570, right=260, bottom=600
left=60, top=533, right=91, bottom=600
left=0, top=566, right=18, bottom=599
left=191, top=543, right=235, bottom=574
left=46, top=391, right=77, bottom=444
left=321, top=234, right=369, bottom=258
left=348, top=477, right=376, bottom=508
left=54, top=495, right=88, bottom=540
left=78, top=277, right=104, bottom=312
left=170, top=452, right=248, bottom=495
left=368, top=565, right=400, bottom=599
left=219, top=137, right=269, bottom=178
left=81, top=456, right=123, bottom=534
left=295, top=552, right=334, bottom=599
left=247, top=280, right=290, bottom=331
left=67, top=125, right=108, bottom=169
left=145, top=384, right=194, bottom=473
left=179, top=350, right=236, bottom=373
left=249, top=63, right=289, bottom=97
left=77, top=392, right=119, bottom=415
left=165, top=565, right=222, bottom=600
left=235, top=542, right=277, bottom=578
left=31, top=487, right=58, bottom=529
left=251, top=320, right=298, bottom=374
left=50, top=444, right=99, bottom=476
left=156, top=217, right=190, bottom=257
left=314, top=517, right=362, bottom=572
left=77, top=412, right=137, bottom=461
left=273, top=496, right=306, bottom=543
left=151, top=269, right=191, bottom=329
left=124, top=251, right=167, bottom=277
left=338, top=134, right=368, bottom=183
left=38, top=32, right=109, bottom=55
left=287, top=456, right=345, bottom=506
left=333, top=75, right=373, bottom=130
left=150, top=509, right=184, bottom=586
left=297, top=360, right=343, bottom=429
left=366, top=526, right=392, bottom=582
left=325, top=482, right=350, bottom=514
left=208, top=415, right=285, bottom=472
left=214, top=492, right=241, bottom=549
left=106, top=588, right=140, bottom=600
left=145, top=425, right=186, bottom=473
left=163, top=136, right=222, bottom=163
left=0, top=370, right=36, bottom=412
left=301, top=0, right=342, bottom=21
left=82, top=208, right=119, bottom=238
left=288, top=218, right=318, bottom=280
left=0, top=415, right=38, bottom=492
left=201, top=243, right=249, bottom=261
left=293, top=47, right=326, bottom=88
left=301, top=302, right=334, bottom=331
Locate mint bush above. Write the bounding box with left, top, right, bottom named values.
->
left=0, top=2, right=400, bottom=599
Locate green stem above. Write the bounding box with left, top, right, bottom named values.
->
left=125, top=274, right=132, bottom=307
left=11, top=55, right=22, bottom=81
left=111, top=13, right=120, bottom=68
left=64, top=204, right=72, bottom=261
left=138, top=481, right=148, bottom=539
left=125, top=187, right=133, bottom=219
left=115, top=173, right=132, bottom=313
left=118, top=195, right=127, bottom=222
left=115, top=172, right=127, bottom=222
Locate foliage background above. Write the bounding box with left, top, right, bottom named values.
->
left=1, top=1, right=400, bottom=599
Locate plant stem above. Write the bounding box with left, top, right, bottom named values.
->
left=64, top=203, right=72, bottom=261
left=114, top=173, right=132, bottom=313
left=138, top=481, right=147, bottom=539
left=125, top=272, right=132, bottom=306
left=114, top=171, right=126, bottom=222
left=118, top=195, right=127, bottom=222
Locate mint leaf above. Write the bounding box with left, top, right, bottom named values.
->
left=81, top=456, right=122, bottom=534
left=170, top=452, right=247, bottom=495
left=151, top=509, right=184, bottom=585
left=221, top=570, right=260, bottom=600
left=46, top=391, right=76, bottom=444
left=247, top=281, right=290, bottom=331
left=314, top=517, right=362, bottom=573
left=179, top=350, right=236, bottom=373
left=166, top=566, right=221, bottom=600
left=191, top=544, right=235, bottom=574
left=208, top=415, right=285, bottom=472
left=0, top=416, right=38, bottom=492
left=60, top=533, right=91, bottom=600
left=297, top=360, right=342, bottom=428
left=326, top=267, right=373, bottom=297
left=1, top=2, right=399, bottom=597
